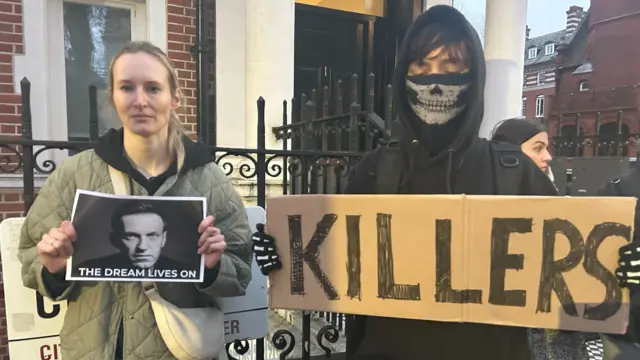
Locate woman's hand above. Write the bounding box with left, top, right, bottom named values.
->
left=198, top=215, right=227, bottom=269
left=37, top=220, right=76, bottom=274
left=617, top=242, right=640, bottom=290
left=252, top=223, right=282, bottom=276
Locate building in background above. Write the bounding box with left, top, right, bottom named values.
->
left=521, top=5, right=585, bottom=122
left=551, top=0, right=640, bottom=157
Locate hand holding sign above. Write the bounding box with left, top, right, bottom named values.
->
left=252, top=223, right=282, bottom=276
left=38, top=220, right=77, bottom=274
left=197, top=215, right=227, bottom=269
left=617, top=242, right=640, bottom=290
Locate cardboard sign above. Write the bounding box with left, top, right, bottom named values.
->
left=266, top=195, right=636, bottom=334
left=0, top=207, right=269, bottom=359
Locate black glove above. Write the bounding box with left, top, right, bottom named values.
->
left=252, top=223, right=282, bottom=276
left=616, top=242, right=640, bottom=290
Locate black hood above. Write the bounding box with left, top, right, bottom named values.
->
left=393, top=5, right=486, bottom=156
left=94, top=128, right=214, bottom=175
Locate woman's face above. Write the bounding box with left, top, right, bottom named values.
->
left=112, top=52, right=179, bottom=137
left=521, top=131, right=552, bottom=173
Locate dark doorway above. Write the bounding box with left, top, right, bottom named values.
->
left=294, top=5, right=374, bottom=115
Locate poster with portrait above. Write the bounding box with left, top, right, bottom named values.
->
left=1, top=206, right=269, bottom=359
left=66, top=190, right=206, bottom=282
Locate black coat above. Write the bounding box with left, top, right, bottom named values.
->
left=343, top=5, right=557, bottom=360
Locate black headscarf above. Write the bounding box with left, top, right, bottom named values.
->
left=491, top=118, right=545, bottom=145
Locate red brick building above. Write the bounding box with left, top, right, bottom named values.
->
left=550, top=0, right=640, bottom=157
left=522, top=6, right=586, bottom=122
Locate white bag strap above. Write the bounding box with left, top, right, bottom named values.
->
left=108, top=165, right=129, bottom=195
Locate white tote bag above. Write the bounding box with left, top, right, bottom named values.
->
left=109, top=165, right=227, bottom=360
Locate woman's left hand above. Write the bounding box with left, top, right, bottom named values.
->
left=198, top=215, right=227, bottom=269
left=616, top=242, right=640, bottom=290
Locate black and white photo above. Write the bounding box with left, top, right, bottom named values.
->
left=66, top=190, right=206, bottom=282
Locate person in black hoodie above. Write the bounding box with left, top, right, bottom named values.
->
left=252, top=4, right=640, bottom=360
left=337, top=6, right=555, bottom=360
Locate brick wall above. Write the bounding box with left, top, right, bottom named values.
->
left=167, top=0, right=198, bottom=138
left=0, top=1, right=23, bottom=358
left=522, top=87, right=555, bottom=120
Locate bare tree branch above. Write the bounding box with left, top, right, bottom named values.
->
left=453, top=2, right=485, bottom=39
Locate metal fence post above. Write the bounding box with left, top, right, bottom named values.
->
left=20, top=77, right=35, bottom=213
left=88, top=85, right=99, bottom=142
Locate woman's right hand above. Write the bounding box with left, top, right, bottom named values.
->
left=37, top=220, right=77, bottom=274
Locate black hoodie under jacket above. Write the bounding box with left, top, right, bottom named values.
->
left=344, top=5, right=557, bottom=360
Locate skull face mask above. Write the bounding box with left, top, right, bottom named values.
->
left=406, top=73, right=471, bottom=125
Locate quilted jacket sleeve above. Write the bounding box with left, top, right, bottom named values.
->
left=196, top=163, right=252, bottom=298
left=18, top=158, right=78, bottom=301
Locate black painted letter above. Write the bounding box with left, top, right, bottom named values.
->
left=489, top=218, right=531, bottom=307
left=583, top=222, right=631, bottom=321
left=36, top=292, right=60, bottom=319
left=377, top=213, right=421, bottom=300
left=536, top=219, right=584, bottom=316
left=288, top=214, right=340, bottom=300
left=346, top=215, right=362, bottom=299
left=288, top=215, right=304, bottom=295
left=435, top=219, right=482, bottom=304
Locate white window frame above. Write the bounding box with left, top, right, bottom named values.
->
left=579, top=80, right=590, bottom=91
left=537, top=72, right=544, bottom=85
left=528, top=47, right=537, bottom=59
left=521, top=97, right=526, bottom=116
left=49, top=0, right=149, bottom=141
left=535, top=95, right=545, bottom=117
left=544, top=43, right=555, bottom=55
left=8, top=0, right=168, bottom=187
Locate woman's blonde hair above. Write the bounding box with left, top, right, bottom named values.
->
left=108, top=41, right=186, bottom=170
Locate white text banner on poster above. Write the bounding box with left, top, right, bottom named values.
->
left=266, top=195, right=636, bottom=334
left=1, top=208, right=269, bottom=359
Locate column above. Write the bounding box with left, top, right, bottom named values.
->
left=424, top=0, right=453, bottom=11
left=479, top=0, right=529, bottom=138
left=245, top=0, right=295, bottom=150
left=215, top=0, right=247, bottom=148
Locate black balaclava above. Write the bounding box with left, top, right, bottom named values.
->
left=491, top=118, right=544, bottom=145
left=393, top=6, right=486, bottom=160
left=399, top=20, right=476, bottom=156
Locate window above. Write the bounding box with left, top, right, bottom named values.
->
left=521, top=98, right=527, bottom=116
left=537, top=72, right=544, bottom=85
left=528, top=47, right=538, bottom=59
left=62, top=2, right=139, bottom=139
left=45, top=0, right=155, bottom=142
left=535, top=95, right=545, bottom=117
left=579, top=80, right=590, bottom=91
left=597, top=122, right=630, bottom=156
left=556, top=124, right=584, bottom=157
left=544, top=43, right=555, bottom=55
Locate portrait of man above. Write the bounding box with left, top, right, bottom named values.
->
left=73, top=200, right=194, bottom=279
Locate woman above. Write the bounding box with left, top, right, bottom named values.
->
left=18, top=41, right=252, bottom=360
left=492, top=117, right=588, bottom=360
left=492, top=117, right=554, bottom=182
